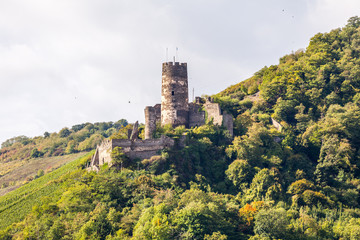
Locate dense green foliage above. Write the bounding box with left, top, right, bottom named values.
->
left=3, top=17, right=360, bottom=239
left=0, top=119, right=128, bottom=163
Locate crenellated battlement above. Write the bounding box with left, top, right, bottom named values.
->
left=162, top=63, right=187, bottom=79
left=162, top=62, right=187, bottom=67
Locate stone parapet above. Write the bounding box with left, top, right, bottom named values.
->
left=90, top=136, right=175, bottom=170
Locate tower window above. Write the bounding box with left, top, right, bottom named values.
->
left=172, top=91, right=174, bottom=96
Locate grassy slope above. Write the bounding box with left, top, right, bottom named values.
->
left=0, top=152, right=92, bottom=229
left=0, top=152, right=88, bottom=196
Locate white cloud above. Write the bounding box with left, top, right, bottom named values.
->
left=0, top=0, right=360, bottom=144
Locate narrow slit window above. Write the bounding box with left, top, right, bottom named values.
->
left=172, top=91, right=174, bottom=96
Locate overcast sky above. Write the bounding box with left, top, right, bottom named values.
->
left=1, top=0, right=360, bottom=144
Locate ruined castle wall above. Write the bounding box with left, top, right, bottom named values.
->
left=204, top=102, right=234, bottom=136
left=223, top=113, right=234, bottom=137
left=98, top=140, right=112, bottom=166
left=161, top=62, right=189, bottom=127
left=90, top=148, right=99, bottom=167
left=144, top=104, right=161, bottom=139
left=112, top=136, right=174, bottom=160
left=188, top=103, right=205, bottom=127
left=91, top=135, right=176, bottom=170
left=204, top=102, right=223, bottom=126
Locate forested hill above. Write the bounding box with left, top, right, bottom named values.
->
left=217, top=16, right=360, bottom=120
left=1, top=119, right=129, bottom=161
left=2, top=17, right=360, bottom=239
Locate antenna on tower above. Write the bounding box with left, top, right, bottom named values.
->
left=193, top=88, right=195, bottom=102
left=166, top=48, right=168, bottom=62
left=176, top=47, right=179, bottom=62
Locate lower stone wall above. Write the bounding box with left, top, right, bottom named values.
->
left=90, top=136, right=175, bottom=170
left=223, top=113, right=234, bottom=136
left=112, top=136, right=174, bottom=160
left=90, top=139, right=112, bottom=167
left=98, top=144, right=112, bottom=166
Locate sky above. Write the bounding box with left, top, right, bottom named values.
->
left=1, top=0, right=360, bottom=144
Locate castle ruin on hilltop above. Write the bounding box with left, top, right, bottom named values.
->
left=89, top=61, right=233, bottom=171
left=145, top=62, right=233, bottom=138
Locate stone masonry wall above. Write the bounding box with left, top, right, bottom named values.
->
left=204, top=101, right=223, bottom=126
left=204, top=100, right=234, bottom=136
left=112, top=135, right=174, bottom=160
left=90, top=136, right=175, bottom=170
left=90, top=139, right=112, bottom=169
left=188, top=102, right=205, bottom=127
left=144, top=104, right=161, bottom=139
left=98, top=139, right=112, bottom=166
left=223, top=113, right=234, bottom=136
left=145, top=98, right=234, bottom=138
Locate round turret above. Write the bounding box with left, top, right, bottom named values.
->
left=161, top=62, right=189, bottom=127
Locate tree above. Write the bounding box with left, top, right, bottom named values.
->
left=30, top=148, right=42, bottom=158
left=254, top=208, right=289, bottom=239
left=65, top=140, right=77, bottom=154
left=77, top=204, right=113, bottom=240
left=245, top=168, right=283, bottom=203
left=71, top=123, right=87, bottom=132
left=133, top=204, right=173, bottom=240
left=110, top=124, right=133, bottom=140
left=114, top=119, right=128, bottom=129
left=273, top=98, right=297, bottom=123
left=59, top=127, right=71, bottom=138
left=288, top=179, right=315, bottom=195
left=225, top=159, right=253, bottom=188
left=346, top=16, right=360, bottom=28
left=315, top=135, right=354, bottom=187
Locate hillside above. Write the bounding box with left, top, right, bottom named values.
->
left=0, top=119, right=129, bottom=195
left=0, top=152, right=87, bottom=196
left=2, top=17, right=360, bottom=239
left=0, top=119, right=128, bottom=162
left=0, top=152, right=92, bottom=229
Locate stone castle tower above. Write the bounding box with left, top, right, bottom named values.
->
left=144, top=61, right=233, bottom=140
left=161, top=62, right=189, bottom=127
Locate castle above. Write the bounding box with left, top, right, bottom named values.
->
left=144, top=62, right=233, bottom=138
left=89, top=61, right=233, bottom=171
